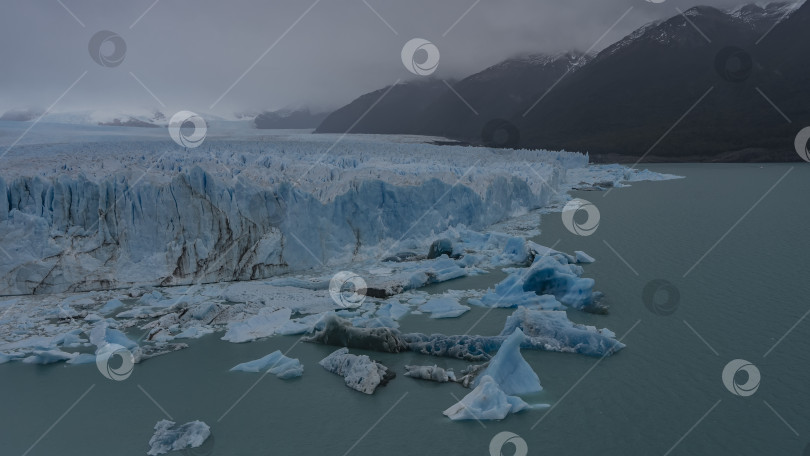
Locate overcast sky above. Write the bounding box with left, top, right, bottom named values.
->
left=0, top=0, right=749, bottom=117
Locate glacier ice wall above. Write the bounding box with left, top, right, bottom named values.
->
left=0, top=137, right=582, bottom=294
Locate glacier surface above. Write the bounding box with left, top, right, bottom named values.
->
left=0, top=133, right=582, bottom=295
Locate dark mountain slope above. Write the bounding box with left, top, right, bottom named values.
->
left=516, top=3, right=805, bottom=161
left=315, top=79, right=448, bottom=134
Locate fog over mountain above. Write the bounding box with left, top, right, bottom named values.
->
left=0, top=0, right=750, bottom=117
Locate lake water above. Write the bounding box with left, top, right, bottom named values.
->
left=2, top=163, right=808, bottom=455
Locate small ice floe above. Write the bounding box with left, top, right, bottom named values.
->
left=88, top=322, right=138, bottom=351
left=374, top=300, right=410, bottom=321
left=442, top=375, right=529, bottom=421
left=21, top=349, right=78, bottom=364
left=66, top=353, right=96, bottom=365
left=277, top=311, right=330, bottom=336
left=404, top=363, right=485, bottom=387
left=132, top=343, right=188, bottom=363
left=99, top=299, right=124, bottom=315
left=230, top=350, right=303, bottom=379
left=319, top=347, right=395, bottom=394
left=404, top=364, right=457, bottom=383
left=147, top=419, right=211, bottom=456
left=417, top=296, right=470, bottom=319
left=574, top=251, right=595, bottom=264
left=221, top=307, right=291, bottom=343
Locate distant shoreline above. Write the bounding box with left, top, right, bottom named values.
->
left=428, top=140, right=804, bottom=164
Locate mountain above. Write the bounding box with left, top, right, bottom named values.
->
left=0, top=108, right=42, bottom=122
left=315, top=54, right=586, bottom=141
left=98, top=117, right=160, bottom=128
left=517, top=2, right=805, bottom=161
left=254, top=108, right=329, bottom=129
left=315, top=79, right=448, bottom=134
left=316, top=2, right=808, bottom=161
left=418, top=52, right=587, bottom=142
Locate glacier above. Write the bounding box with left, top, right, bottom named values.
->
left=0, top=128, right=680, bottom=418
left=0, top=133, right=583, bottom=295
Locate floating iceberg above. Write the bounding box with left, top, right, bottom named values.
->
left=304, top=314, right=409, bottom=353
left=501, top=307, right=624, bottom=357
left=468, top=271, right=565, bottom=310
left=443, top=375, right=529, bottom=421
left=474, top=249, right=604, bottom=312
left=132, top=343, right=188, bottom=363
left=404, top=364, right=457, bottom=383
left=402, top=333, right=501, bottom=361
left=575, top=251, right=595, bottom=264
left=147, top=420, right=211, bottom=456
left=319, top=348, right=395, bottom=394
left=374, top=300, right=410, bottom=321
left=99, top=299, right=124, bottom=315
left=418, top=296, right=470, bottom=319
left=305, top=309, right=623, bottom=362
left=66, top=353, right=96, bottom=365
left=474, top=328, right=541, bottom=395
left=88, top=322, right=136, bottom=349
left=230, top=350, right=303, bottom=379
left=22, top=349, right=77, bottom=364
